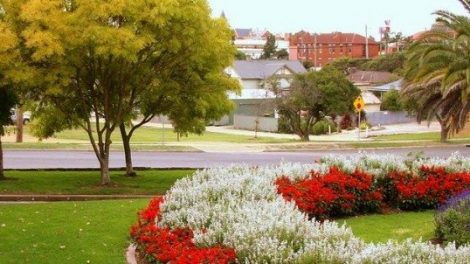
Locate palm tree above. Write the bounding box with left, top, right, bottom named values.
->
left=402, top=2, right=470, bottom=142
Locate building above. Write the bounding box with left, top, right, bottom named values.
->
left=289, top=31, right=380, bottom=67
left=234, top=29, right=289, bottom=59
left=222, top=60, right=307, bottom=131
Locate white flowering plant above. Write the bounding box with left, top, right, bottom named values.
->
left=131, top=153, right=470, bottom=263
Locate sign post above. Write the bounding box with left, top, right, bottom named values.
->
left=353, top=96, right=365, bottom=141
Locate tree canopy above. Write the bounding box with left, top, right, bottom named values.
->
left=260, top=33, right=277, bottom=59
left=0, top=0, right=239, bottom=184
left=271, top=66, right=360, bottom=141
left=402, top=1, right=470, bottom=141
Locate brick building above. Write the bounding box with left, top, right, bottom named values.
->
left=289, top=31, right=380, bottom=67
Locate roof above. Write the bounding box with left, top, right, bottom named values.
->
left=362, top=91, right=381, bottom=105
left=232, top=60, right=306, bottom=80
left=235, top=28, right=253, bottom=39
left=347, top=70, right=397, bottom=85
left=368, top=79, right=403, bottom=92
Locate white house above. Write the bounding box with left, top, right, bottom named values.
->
left=220, top=60, right=306, bottom=131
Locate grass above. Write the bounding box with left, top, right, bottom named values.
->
left=0, top=202, right=437, bottom=264
left=0, top=199, right=149, bottom=264
left=1, top=142, right=200, bottom=151
left=339, top=211, right=435, bottom=243
left=373, top=132, right=470, bottom=142
left=0, top=170, right=194, bottom=195
left=49, top=126, right=292, bottom=144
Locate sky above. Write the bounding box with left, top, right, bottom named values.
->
left=207, top=0, right=467, bottom=39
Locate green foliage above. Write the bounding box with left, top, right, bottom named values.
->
left=260, top=33, right=277, bottom=59
left=311, top=119, right=336, bottom=135
left=381, top=89, right=403, bottom=111
left=330, top=53, right=406, bottom=75
left=401, top=7, right=470, bottom=141
left=276, top=48, right=289, bottom=60
left=0, top=86, right=17, bottom=135
left=435, top=192, right=470, bottom=247
left=0, top=0, right=239, bottom=183
left=362, top=52, right=406, bottom=74
left=235, top=50, right=247, bottom=60
left=272, top=66, right=360, bottom=140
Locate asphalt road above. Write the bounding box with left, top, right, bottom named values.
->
left=4, top=146, right=470, bottom=169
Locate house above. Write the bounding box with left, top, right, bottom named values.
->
left=234, top=29, right=289, bottom=59
left=289, top=31, right=380, bottom=67
left=222, top=60, right=307, bottom=131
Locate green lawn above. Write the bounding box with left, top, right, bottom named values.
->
left=50, top=126, right=292, bottom=144
left=0, top=199, right=149, bottom=264
left=0, top=202, right=437, bottom=264
left=372, top=132, right=470, bottom=142
left=339, top=211, right=435, bottom=243
left=0, top=170, right=194, bottom=195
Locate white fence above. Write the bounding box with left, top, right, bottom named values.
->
left=234, top=115, right=278, bottom=132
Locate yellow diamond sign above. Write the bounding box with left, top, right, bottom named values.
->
left=354, top=96, right=364, bottom=112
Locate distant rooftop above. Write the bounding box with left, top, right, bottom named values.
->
left=347, top=70, right=397, bottom=85
left=232, top=60, right=307, bottom=79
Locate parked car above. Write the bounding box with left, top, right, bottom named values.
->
left=10, top=110, right=31, bottom=125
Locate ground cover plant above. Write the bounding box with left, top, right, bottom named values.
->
left=130, top=153, right=470, bottom=263
left=0, top=170, right=193, bottom=195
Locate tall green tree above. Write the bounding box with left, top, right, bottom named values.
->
left=271, top=66, right=360, bottom=141
left=260, top=33, right=277, bottom=59
left=0, top=87, right=17, bottom=180
left=0, top=14, right=21, bottom=180
left=402, top=1, right=470, bottom=142
left=0, top=0, right=238, bottom=184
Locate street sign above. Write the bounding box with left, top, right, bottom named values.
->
left=354, top=96, right=364, bottom=112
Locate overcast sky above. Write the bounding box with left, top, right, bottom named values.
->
left=208, top=0, right=467, bottom=39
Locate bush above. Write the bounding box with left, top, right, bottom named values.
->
left=340, top=114, right=353, bottom=130
left=435, top=190, right=470, bottom=247
left=311, top=119, right=337, bottom=135
left=276, top=167, right=382, bottom=219
left=278, top=116, right=293, bottom=133
left=381, top=89, right=403, bottom=112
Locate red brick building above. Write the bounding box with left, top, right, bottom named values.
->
left=289, top=31, right=380, bottom=67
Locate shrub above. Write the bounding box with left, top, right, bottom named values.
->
left=311, top=119, right=337, bottom=135
left=435, top=190, right=470, bottom=247
left=382, top=166, right=470, bottom=210
left=340, top=114, right=353, bottom=130
left=276, top=167, right=382, bottom=219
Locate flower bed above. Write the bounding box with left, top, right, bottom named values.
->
left=130, top=153, right=470, bottom=263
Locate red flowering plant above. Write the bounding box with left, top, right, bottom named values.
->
left=384, top=166, right=470, bottom=210
left=130, top=197, right=237, bottom=264
left=276, top=167, right=382, bottom=220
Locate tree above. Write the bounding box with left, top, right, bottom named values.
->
left=0, top=0, right=238, bottom=184
left=0, top=14, right=21, bottom=180
left=381, top=89, right=403, bottom=111
left=271, top=66, right=360, bottom=141
left=402, top=1, right=470, bottom=142
left=260, top=33, right=277, bottom=59
left=276, top=49, right=289, bottom=60
left=0, top=86, right=17, bottom=180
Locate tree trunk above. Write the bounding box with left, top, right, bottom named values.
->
left=16, top=107, right=23, bottom=143
left=0, top=136, right=5, bottom=180
left=120, top=123, right=136, bottom=177
left=440, top=127, right=449, bottom=143
left=99, top=150, right=111, bottom=185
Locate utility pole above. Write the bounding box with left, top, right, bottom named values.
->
left=365, top=25, right=369, bottom=59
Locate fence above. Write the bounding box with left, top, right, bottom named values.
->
left=366, top=111, right=416, bottom=126
left=234, top=115, right=278, bottom=132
